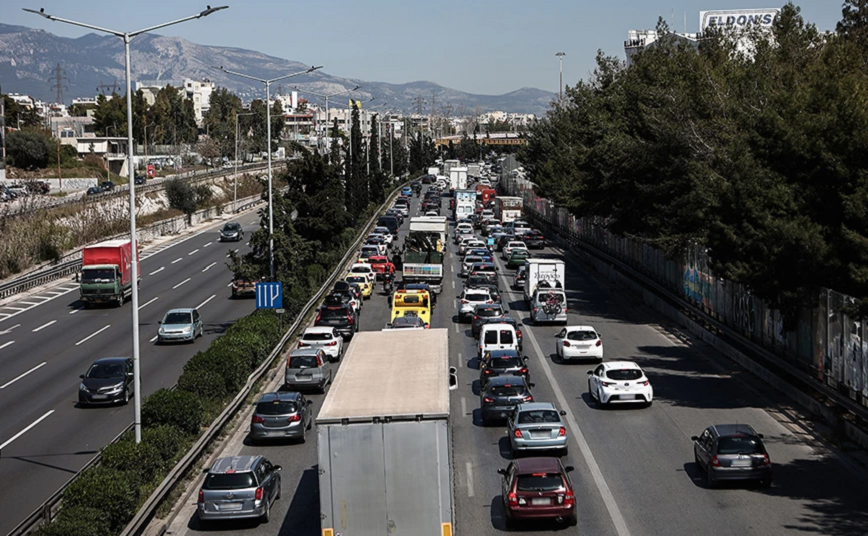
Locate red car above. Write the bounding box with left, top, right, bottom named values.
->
left=367, top=255, right=395, bottom=279
left=498, top=457, right=576, bottom=528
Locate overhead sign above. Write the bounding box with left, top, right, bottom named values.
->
left=699, top=8, right=780, bottom=32
left=255, top=282, right=283, bottom=309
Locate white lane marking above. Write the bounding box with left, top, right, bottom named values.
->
left=188, top=249, right=200, bottom=256
left=465, top=461, right=475, bottom=497
left=173, top=278, right=191, bottom=289
left=150, top=335, right=158, bottom=342
left=149, top=267, right=165, bottom=276
left=227, top=282, right=233, bottom=287
left=203, top=241, right=213, bottom=248
left=461, top=397, right=467, bottom=416
left=458, top=351, right=463, bottom=368
left=1, top=362, right=47, bottom=389
left=69, top=307, right=82, bottom=315
left=202, top=262, right=217, bottom=272
left=2, top=307, right=26, bottom=311
left=0, top=323, right=21, bottom=334
left=32, top=320, right=57, bottom=332
left=196, top=294, right=217, bottom=309
left=171, top=258, right=183, bottom=264
left=249, top=220, right=257, bottom=225
left=138, top=297, right=159, bottom=310
left=452, top=280, right=455, bottom=289
left=0, top=410, right=55, bottom=450
left=454, top=324, right=459, bottom=333
left=0, top=341, right=14, bottom=350
left=18, top=301, right=40, bottom=306
left=524, top=321, right=632, bottom=536
left=75, top=325, right=111, bottom=346
left=1, top=286, right=80, bottom=325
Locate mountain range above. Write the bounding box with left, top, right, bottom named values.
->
left=0, top=23, right=554, bottom=116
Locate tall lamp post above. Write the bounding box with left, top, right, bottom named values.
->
left=295, top=85, right=360, bottom=155
left=216, top=65, right=322, bottom=280
left=555, top=52, right=566, bottom=101
left=25, top=5, right=228, bottom=444
left=234, top=111, right=255, bottom=213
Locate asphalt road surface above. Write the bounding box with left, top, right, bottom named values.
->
left=148, top=189, right=868, bottom=536
left=0, top=212, right=262, bottom=535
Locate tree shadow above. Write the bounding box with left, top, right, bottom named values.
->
left=204, top=322, right=234, bottom=336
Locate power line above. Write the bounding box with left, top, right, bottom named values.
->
left=49, top=63, right=70, bottom=103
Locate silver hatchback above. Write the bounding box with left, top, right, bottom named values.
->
left=531, top=289, right=568, bottom=325
left=197, top=455, right=282, bottom=524
left=285, top=348, right=332, bottom=392
left=507, top=402, right=569, bottom=457
left=249, top=391, right=313, bottom=443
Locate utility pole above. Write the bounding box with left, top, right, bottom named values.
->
left=556, top=52, right=566, bottom=101
left=96, top=80, right=120, bottom=95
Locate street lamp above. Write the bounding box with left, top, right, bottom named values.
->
left=555, top=52, right=566, bottom=101
left=24, top=5, right=229, bottom=444
left=216, top=65, right=322, bottom=281
left=234, top=112, right=255, bottom=213
left=294, top=85, right=360, bottom=155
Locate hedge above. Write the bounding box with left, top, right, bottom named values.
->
left=60, top=467, right=139, bottom=532
left=141, top=389, right=205, bottom=435
left=36, top=506, right=112, bottom=536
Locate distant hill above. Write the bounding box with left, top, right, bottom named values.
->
left=0, top=23, right=555, bottom=116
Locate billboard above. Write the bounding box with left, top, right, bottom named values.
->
left=699, top=8, right=780, bottom=32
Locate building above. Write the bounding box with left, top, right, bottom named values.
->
left=50, top=116, right=96, bottom=145
left=183, top=79, right=215, bottom=125
left=135, top=80, right=185, bottom=106
left=624, top=29, right=702, bottom=67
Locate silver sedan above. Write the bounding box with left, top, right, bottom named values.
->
left=507, top=402, right=569, bottom=457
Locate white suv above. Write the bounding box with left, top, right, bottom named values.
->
left=457, top=288, right=493, bottom=322
left=298, top=327, right=343, bottom=362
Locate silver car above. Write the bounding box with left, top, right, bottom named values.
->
left=530, top=289, right=568, bottom=325
left=249, top=391, right=313, bottom=443
left=285, top=348, right=331, bottom=392
left=507, top=402, right=569, bottom=456
left=197, top=455, right=282, bottom=524
left=157, top=308, right=204, bottom=343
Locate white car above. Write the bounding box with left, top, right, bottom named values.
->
left=587, top=361, right=653, bottom=407
left=424, top=210, right=439, bottom=217
left=461, top=255, right=486, bottom=277
left=457, top=288, right=493, bottom=321
left=459, top=239, right=486, bottom=256
left=502, top=241, right=528, bottom=259
left=555, top=325, right=603, bottom=362
left=348, top=263, right=376, bottom=284
left=371, top=228, right=394, bottom=246
left=298, top=326, right=343, bottom=362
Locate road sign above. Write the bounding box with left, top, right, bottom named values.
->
left=255, top=282, right=283, bottom=309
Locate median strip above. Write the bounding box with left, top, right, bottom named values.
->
left=75, top=325, right=111, bottom=346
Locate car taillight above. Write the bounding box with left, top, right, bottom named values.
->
left=507, top=491, right=518, bottom=506
left=563, top=341, right=571, bottom=347
left=461, top=299, right=468, bottom=304
left=596, top=340, right=602, bottom=347
left=327, top=341, right=337, bottom=346
left=255, top=487, right=263, bottom=500
left=484, top=369, right=493, bottom=374
left=483, top=397, right=494, bottom=403
left=761, top=454, right=771, bottom=465
left=533, top=307, right=538, bottom=313
left=641, top=380, right=649, bottom=386
left=198, top=490, right=204, bottom=503
left=298, top=341, right=307, bottom=347
left=524, top=394, right=533, bottom=401
left=518, top=367, right=528, bottom=373
left=347, top=314, right=354, bottom=324
left=514, top=429, right=522, bottom=438
left=711, top=455, right=721, bottom=467
left=287, top=414, right=301, bottom=422
left=252, top=415, right=265, bottom=424
left=558, top=426, right=566, bottom=437
left=601, top=381, right=612, bottom=387
left=473, top=315, right=478, bottom=321
left=564, top=489, right=575, bottom=508
left=516, top=330, right=522, bottom=339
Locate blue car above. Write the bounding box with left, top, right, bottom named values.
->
left=401, top=186, right=413, bottom=197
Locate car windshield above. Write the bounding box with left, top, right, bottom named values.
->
left=303, top=332, right=332, bottom=341
left=717, top=435, right=764, bottom=455
left=81, top=268, right=116, bottom=283
left=489, top=357, right=523, bottom=369
left=490, top=385, right=522, bottom=396
left=289, top=354, right=319, bottom=369
left=567, top=331, right=597, bottom=341
left=164, top=312, right=192, bottom=324
left=86, top=363, right=124, bottom=379
left=346, top=277, right=366, bottom=285
left=516, top=474, right=564, bottom=492
left=203, top=473, right=256, bottom=490
left=223, top=224, right=240, bottom=232
left=256, top=401, right=298, bottom=415
left=605, top=369, right=643, bottom=381
left=477, top=308, right=503, bottom=318
left=518, top=410, right=561, bottom=424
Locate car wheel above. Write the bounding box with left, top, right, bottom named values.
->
left=276, top=483, right=282, bottom=500
left=504, top=513, right=517, bottom=529
left=122, top=388, right=130, bottom=405
left=588, top=380, right=595, bottom=401
left=300, top=425, right=307, bottom=444
left=260, top=501, right=270, bottom=523
left=559, top=446, right=568, bottom=458
left=567, top=515, right=578, bottom=527
left=706, top=469, right=716, bottom=489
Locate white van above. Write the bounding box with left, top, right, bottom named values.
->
left=530, top=288, right=568, bottom=325
left=478, top=323, right=520, bottom=358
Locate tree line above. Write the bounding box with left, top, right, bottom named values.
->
left=520, top=1, right=868, bottom=324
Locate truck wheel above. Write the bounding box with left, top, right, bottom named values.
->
left=116, top=295, right=124, bottom=307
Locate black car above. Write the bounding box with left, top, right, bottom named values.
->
left=315, top=301, right=358, bottom=340
left=472, top=303, right=509, bottom=337
left=100, top=180, right=115, bottom=191
left=134, top=175, right=147, bottom=185
left=480, top=376, right=534, bottom=425
left=86, top=186, right=104, bottom=196
left=78, top=357, right=134, bottom=406
left=466, top=274, right=499, bottom=291
left=691, top=424, right=772, bottom=488
left=377, top=215, right=401, bottom=235
left=478, top=316, right=523, bottom=351
left=333, top=281, right=363, bottom=304
left=495, top=234, right=516, bottom=252
left=480, top=353, right=529, bottom=388
left=522, top=230, right=547, bottom=249
left=422, top=175, right=435, bottom=184
left=219, top=222, right=244, bottom=242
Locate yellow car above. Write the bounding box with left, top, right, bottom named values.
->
left=346, top=274, right=373, bottom=299
left=390, top=289, right=432, bottom=325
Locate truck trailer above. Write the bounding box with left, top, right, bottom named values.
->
left=317, top=329, right=455, bottom=536
left=79, top=239, right=141, bottom=307
left=523, top=258, right=566, bottom=303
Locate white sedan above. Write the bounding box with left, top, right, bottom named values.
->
left=555, top=325, right=603, bottom=362
left=369, top=231, right=394, bottom=247
left=587, top=361, right=653, bottom=407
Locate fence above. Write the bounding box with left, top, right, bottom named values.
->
left=499, top=155, right=868, bottom=409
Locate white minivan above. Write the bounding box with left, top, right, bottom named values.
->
left=530, top=288, right=568, bottom=325
left=478, top=323, right=520, bottom=358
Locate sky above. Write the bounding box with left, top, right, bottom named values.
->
left=3, top=0, right=845, bottom=96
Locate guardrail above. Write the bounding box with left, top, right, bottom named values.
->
left=0, top=191, right=266, bottom=302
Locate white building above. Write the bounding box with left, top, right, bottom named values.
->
left=183, top=79, right=215, bottom=125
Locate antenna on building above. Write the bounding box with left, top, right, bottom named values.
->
left=49, top=63, right=70, bottom=104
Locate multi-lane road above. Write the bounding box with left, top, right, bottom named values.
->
left=0, top=212, right=262, bottom=535
left=166, top=187, right=868, bottom=536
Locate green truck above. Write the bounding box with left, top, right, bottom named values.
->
left=79, top=239, right=141, bottom=308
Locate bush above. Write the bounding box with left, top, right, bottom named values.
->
left=141, top=389, right=204, bottom=435
left=60, top=144, right=80, bottom=166
left=165, top=179, right=197, bottom=215
left=61, top=466, right=138, bottom=532
left=177, top=351, right=232, bottom=401
left=6, top=130, right=52, bottom=169
left=36, top=506, right=112, bottom=536
left=101, top=439, right=163, bottom=486
left=142, top=424, right=188, bottom=464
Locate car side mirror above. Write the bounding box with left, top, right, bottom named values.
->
left=307, top=400, right=313, bottom=405
left=757, top=433, right=764, bottom=439
left=690, top=436, right=699, bottom=441
left=157, top=320, right=162, bottom=324
left=586, top=371, right=593, bottom=375
left=449, top=366, right=459, bottom=391
left=528, top=383, right=535, bottom=388
left=497, top=468, right=508, bottom=476
left=274, top=465, right=283, bottom=471
left=504, top=309, right=509, bottom=313
left=203, top=468, right=210, bottom=474
left=560, top=410, right=567, bottom=416
left=565, top=466, right=575, bottom=473
left=79, top=374, right=85, bottom=379
left=523, top=356, right=529, bottom=362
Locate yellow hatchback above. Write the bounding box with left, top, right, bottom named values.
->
left=345, top=274, right=373, bottom=299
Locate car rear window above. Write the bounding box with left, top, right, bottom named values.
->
left=605, top=369, right=642, bottom=381
left=289, top=354, right=319, bottom=368
left=346, top=276, right=366, bottom=284
left=489, top=357, right=523, bottom=369
left=320, top=308, right=348, bottom=320
left=490, top=385, right=523, bottom=396
left=516, top=474, right=564, bottom=492
left=500, top=330, right=515, bottom=344
left=467, top=293, right=489, bottom=302
left=518, top=410, right=561, bottom=424
left=203, top=472, right=256, bottom=490
left=717, top=436, right=763, bottom=455
left=477, top=308, right=502, bottom=318
left=256, top=401, right=298, bottom=415
left=303, top=332, right=332, bottom=341
left=567, top=331, right=597, bottom=341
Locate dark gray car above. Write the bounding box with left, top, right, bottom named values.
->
left=220, top=222, right=244, bottom=242
left=197, top=455, right=282, bottom=524
left=78, top=357, right=134, bottom=406
left=692, top=424, right=772, bottom=488
left=249, top=391, right=313, bottom=443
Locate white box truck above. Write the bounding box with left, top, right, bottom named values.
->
left=402, top=216, right=448, bottom=293
left=317, top=329, right=455, bottom=536
left=494, top=196, right=523, bottom=224
left=524, top=258, right=566, bottom=302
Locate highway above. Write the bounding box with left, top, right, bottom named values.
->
left=166, top=186, right=868, bottom=536
left=0, top=211, right=262, bottom=536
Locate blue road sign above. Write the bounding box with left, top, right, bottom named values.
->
left=255, top=282, right=283, bottom=309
